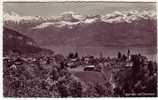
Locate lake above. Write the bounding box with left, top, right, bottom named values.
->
left=43, top=45, right=157, bottom=61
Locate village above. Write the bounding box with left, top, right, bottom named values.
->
left=4, top=49, right=135, bottom=74
left=3, top=49, right=157, bottom=97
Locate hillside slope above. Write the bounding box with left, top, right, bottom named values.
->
left=3, top=27, right=53, bottom=54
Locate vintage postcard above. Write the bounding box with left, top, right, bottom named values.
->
left=2, top=0, right=157, bottom=97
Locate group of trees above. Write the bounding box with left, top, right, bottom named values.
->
left=117, top=51, right=128, bottom=61
left=68, top=52, right=79, bottom=59
left=83, top=82, right=113, bottom=97
left=3, top=52, right=114, bottom=97
left=3, top=50, right=157, bottom=97
left=3, top=52, right=82, bottom=97
left=113, top=54, right=157, bottom=97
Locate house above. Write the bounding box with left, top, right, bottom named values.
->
left=84, top=65, right=95, bottom=71
left=125, top=61, right=133, bottom=68
left=67, top=58, right=79, bottom=68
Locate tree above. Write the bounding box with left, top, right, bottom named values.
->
left=49, top=68, right=59, bottom=81
left=148, top=61, right=154, bottom=76
left=131, top=55, right=141, bottom=75
left=127, top=49, right=130, bottom=57
left=57, top=84, right=68, bottom=97
left=117, top=52, right=122, bottom=59
left=69, top=81, right=82, bottom=97
left=95, top=83, right=105, bottom=96
left=74, top=52, right=78, bottom=58
left=122, top=54, right=127, bottom=61
left=68, top=53, right=74, bottom=59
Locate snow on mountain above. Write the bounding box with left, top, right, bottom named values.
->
left=3, top=10, right=156, bottom=47
left=4, top=10, right=156, bottom=29
left=33, top=21, right=80, bottom=29
left=32, top=22, right=56, bottom=29
left=84, top=17, right=99, bottom=24
left=4, top=12, right=41, bottom=23
left=101, top=10, right=156, bottom=23
left=60, top=11, right=86, bottom=21
left=33, top=10, right=156, bottom=28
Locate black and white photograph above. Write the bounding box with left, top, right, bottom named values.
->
left=3, top=1, right=157, bottom=97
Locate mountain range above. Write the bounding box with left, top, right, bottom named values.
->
left=3, top=10, right=157, bottom=48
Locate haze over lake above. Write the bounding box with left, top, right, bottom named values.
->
left=43, top=45, right=157, bottom=61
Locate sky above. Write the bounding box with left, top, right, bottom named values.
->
left=3, top=2, right=156, bottom=16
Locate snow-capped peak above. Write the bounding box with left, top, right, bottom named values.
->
left=84, top=18, right=98, bottom=24
left=33, top=21, right=80, bottom=29
left=32, top=22, right=56, bottom=29
left=4, top=12, right=42, bottom=23
left=4, top=11, right=22, bottom=22
left=60, top=11, right=86, bottom=22
left=101, top=10, right=156, bottom=23
left=4, top=10, right=156, bottom=29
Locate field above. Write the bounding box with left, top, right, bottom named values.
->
left=68, top=66, right=112, bottom=84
